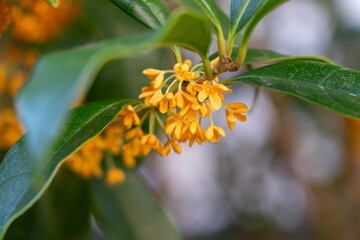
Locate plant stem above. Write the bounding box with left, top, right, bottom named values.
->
left=201, top=55, right=213, bottom=80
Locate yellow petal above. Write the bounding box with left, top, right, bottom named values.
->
left=159, top=100, right=168, bottom=113
left=198, top=91, right=208, bottom=102
left=153, top=71, right=165, bottom=89
left=142, top=68, right=161, bottom=76
left=205, top=125, right=214, bottom=140
left=189, top=121, right=198, bottom=134
left=209, top=93, right=222, bottom=110
left=171, top=141, right=182, bottom=154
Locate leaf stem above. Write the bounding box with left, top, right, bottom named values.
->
left=171, top=46, right=182, bottom=63
left=215, top=26, right=226, bottom=60
left=236, top=0, right=287, bottom=68
left=201, top=55, right=213, bottom=80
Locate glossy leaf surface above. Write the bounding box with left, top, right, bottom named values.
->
left=230, top=0, right=265, bottom=37
left=0, top=100, right=130, bottom=238
left=91, top=172, right=181, bottom=240
left=17, top=12, right=211, bottom=159
left=244, top=49, right=336, bottom=65
left=109, top=0, right=169, bottom=29
left=225, top=60, right=360, bottom=119
left=173, top=0, right=220, bottom=25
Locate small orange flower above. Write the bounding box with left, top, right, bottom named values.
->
left=225, top=103, right=249, bottom=130
left=66, top=136, right=104, bottom=178
left=106, top=168, right=125, bottom=185
left=157, top=140, right=182, bottom=156
left=159, top=92, right=176, bottom=113
left=181, top=120, right=205, bottom=146
left=142, top=68, right=162, bottom=80
left=122, top=143, right=137, bottom=168
left=175, top=90, right=197, bottom=108
left=205, top=124, right=226, bottom=143
left=118, top=105, right=140, bottom=129
left=180, top=103, right=209, bottom=122
left=103, top=125, right=124, bottom=155
left=164, top=113, right=184, bottom=140
left=186, top=81, right=203, bottom=96
left=142, top=69, right=165, bottom=89
left=198, top=81, right=232, bottom=110
left=139, top=84, right=163, bottom=106
left=141, top=134, right=161, bottom=155
left=174, top=60, right=200, bottom=81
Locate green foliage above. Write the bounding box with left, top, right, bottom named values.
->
left=224, top=60, right=360, bottom=118
left=108, top=0, right=169, bottom=29
left=0, top=100, right=130, bottom=238
left=176, top=0, right=221, bottom=28
left=108, top=0, right=182, bottom=62
left=236, top=0, right=288, bottom=65
left=91, top=172, right=181, bottom=240
left=227, top=0, right=265, bottom=50
left=17, top=12, right=211, bottom=160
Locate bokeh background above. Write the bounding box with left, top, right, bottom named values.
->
left=1, top=0, right=360, bottom=239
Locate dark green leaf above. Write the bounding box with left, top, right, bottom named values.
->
left=109, top=0, right=169, bottom=29
left=17, top=12, right=211, bottom=159
left=172, top=0, right=220, bottom=26
left=214, top=3, right=230, bottom=39
left=108, top=0, right=182, bottom=62
left=235, top=0, right=287, bottom=66
left=245, top=48, right=286, bottom=63
left=0, top=100, right=130, bottom=238
left=244, top=49, right=336, bottom=65
left=91, top=171, right=181, bottom=240
left=229, top=0, right=265, bottom=38
left=224, top=60, right=360, bottom=119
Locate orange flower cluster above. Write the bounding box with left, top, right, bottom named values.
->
left=0, top=0, right=81, bottom=43
left=138, top=59, right=249, bottom=149
left=66, top=59, right=249, bottom=185
left=66, top=124, right=127, bottom=185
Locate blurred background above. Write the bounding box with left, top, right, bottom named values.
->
left=1, top=0, right=360, bottom=239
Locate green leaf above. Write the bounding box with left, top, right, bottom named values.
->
left=235, top=0, right=287, bottom=66
left=0, top=100, right=130, bottom=239
left=91, top=171, right=181, bottom=240
left=45, top=0, right=59, bottom=8
left=229, top=0, right=265, bottom=39
left=17, top=12, right=211, bottom=159
left=224, top=60, right=360, bottom=119
left=214, top=3, right=230, bottom=39
left=108, top=0, right=182, bottom=62
left=244, top=48, right=336, bottom=65
left=172, top=0, right=220, bottom=27
left=171, top=0, right=226, bottom=57
left=108, top=0, right=169, bottom=29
